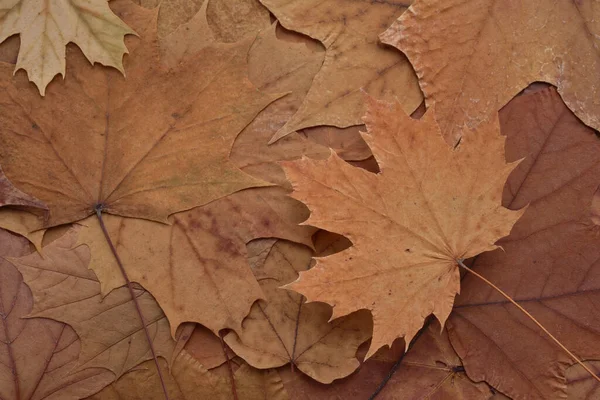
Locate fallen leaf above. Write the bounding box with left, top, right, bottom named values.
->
left=77, top=187, right=315, bottom=336
left=230, top=22, right=331, bottom=188
left=225, top=239, right=372, bottom=383
left=0, top=228, right=114, bottom=400
left=278, top=322, right=497, bottom=399
left=184, top=325, right=234, bottom=370
left=371, top=322, right=494, bottom=399
left=381, top=0, right=600, bottom=143
left=300, top=125, right=372, bottom=162
left=0, top=0, right=277, bottom=228
left=447, top=87, right=600, bottom=399
left=86, top=350, right=288, bottom=400
left=566, top=361, right=600, bottom=400
left=9, top=227, right=176, bottom=377
left=281, top=95, right=524, bottom=357
left=135, top=0, right=269, bottom=42
left=0, top=209, right=44, bottom=251
left=0, top=166, right=45, bottom=209
left=261, top=0, right=422, bottom=143
left=0, top=0, right=135, bottom=95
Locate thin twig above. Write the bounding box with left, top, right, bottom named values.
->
left=457, top=258, right=600, bottom=383
left=368, top=318, right=432, bottom=400
left=219, top=332, right=239, bottom=400
left=95, top=207, right=170, bottom=400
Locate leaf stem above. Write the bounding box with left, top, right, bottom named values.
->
left=95, top=208, right=170, bottom=399
left=456, top=258, right=600, bottom=384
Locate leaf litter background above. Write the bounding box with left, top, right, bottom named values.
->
left=0, top=0, right=598, bottom=399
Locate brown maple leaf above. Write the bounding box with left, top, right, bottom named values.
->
left=447, top=87, right=600, bottom=399
left=0, top=0, right=278, bottom=229
left=225, top=239, right=372, bottom=383
left=277, top=321, right=498, bottom=399
left=86, top=350, right=287, bottom=400
left=381, top=0, right=600, bottom=144
left=567, top=361, right=600, bottom=400
left=76, top=187, right=315, bottom=336
left=0, top=0, right=135, bottom=95
left=281, top=95, right=524, bottom=357
left=0, top=166, right=46, bottom=210
left=9, top=227, right=179, bottom=378
left=0, top=228, right=114, bottom=400
left=230, top=21, right=331, bottom=188
left=260, top=0, right=422, bottom=143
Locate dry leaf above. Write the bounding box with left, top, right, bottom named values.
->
left=135, top=0, right=269, bottom=41
left=86, top=350, right=288, bottom=400
left=566, top=361, right=600, bottom=400
left=447, top=87, right=600, bottom=399
left=0, top=0, right=135, bottom=95
left=225, top=239, right=372, bottom=383
left=9, top=227, right=176, bottom=377
left=0, top=0, right=277, bottom=229
left=230, top=22, right=331, bottom=188
left=0, top=209, right=44, bottom=251
left=300, top=125, right=372, bottom=162
left=184, top=325, right=234, bottom=370
left=278, top=322, right=496, bottom=399
left=77, top=187, right=315, bottom=336
left=381, top=0, right=600, bottom=143
left=0, top=228, right=114, bottom=400
left=282, top=95, right=524, bottom=357
left=0, top=166, right=45, bottom=209
left=261, top=0, right=422, bottom=143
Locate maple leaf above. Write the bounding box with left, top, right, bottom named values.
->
left=230, top=21, right=331, bottom=188
left=447, top=87, right=600, bottom=399
left=260, top=0, right=423, bottom=143
left=86, top=350, right=287, bottom=400
left=281, top=95, right=524, bottom=357
left=76, top=187, right=315, bottom=336
left=0, top=166, right=45, bottom=209
left=184, top=325, right=235, bottom=370
left=381, top=0, right=600, bottom=144
left=9, top=227, right=178, bottom=377
left=0, top=0, right=135, bottom=95
left=277, top=321, right=498, bottom=399
left=225, top=239, right=372, bottom=383
left=370, top=323, right=495, bottom=399
left=0, top=0, right=278, bottom=229
left=0, top=228, right=114, bottom=400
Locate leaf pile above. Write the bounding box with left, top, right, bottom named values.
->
left=0, top=0, right=598, bottom=399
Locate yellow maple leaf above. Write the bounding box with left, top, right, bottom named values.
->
left=0, top=0, right=135, bottom=95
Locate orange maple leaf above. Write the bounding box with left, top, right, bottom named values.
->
left=282, top=95, right=525, bottom=357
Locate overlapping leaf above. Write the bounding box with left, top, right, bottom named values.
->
left=260, top=0, right=422, bottom=142
left=0, top=228, right=114, bottom=400
left=282, top=95, right=524, bottom=357
left=225, top=239, right=372, bottom=383
left=0, top=0, right=278, bottom=229
left=87, top=350, right=287, bottom=400
left=382, top=0, right=600, bottom=143
left=447, top=87, right=600, bottom=399
left=77, top=187, right=315, bottom=336
left=10, top=227, right=176, bottom=377
left=0, top=0, right=135, bottom=95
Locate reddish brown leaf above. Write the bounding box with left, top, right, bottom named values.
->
left=448, top=87, right=600, bottom=399
left=0, top=228, right=114, bottom=400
